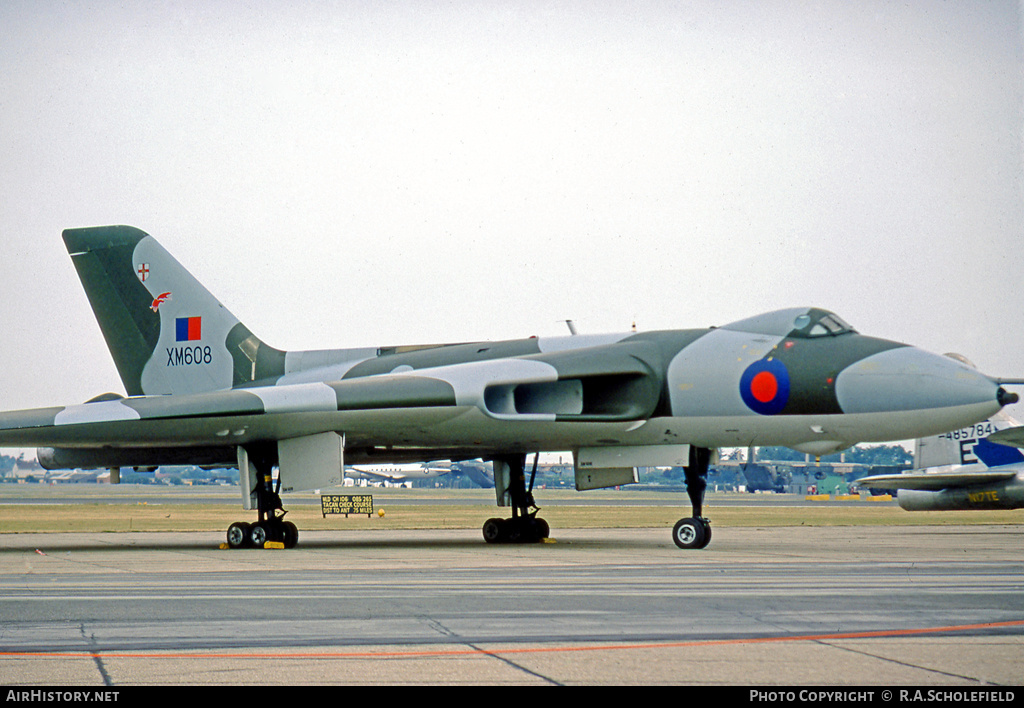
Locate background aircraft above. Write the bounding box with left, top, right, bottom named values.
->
left=0, top=226, right=1015, bottom=550
left=449, top=460, right=496, bottom=489
left=858, top=406, right=1024, bottom=511
left=345, top=463, right=450, bottom=485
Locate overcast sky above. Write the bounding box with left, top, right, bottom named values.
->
left=1, top=1, right=1022, bottom=425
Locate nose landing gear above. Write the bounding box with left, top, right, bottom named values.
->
left=672, top=446, right=712, bottom=549
left=672, top=516, right=711, bottom=549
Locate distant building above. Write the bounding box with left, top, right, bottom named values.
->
left=2, top=456, right=46, bottom=482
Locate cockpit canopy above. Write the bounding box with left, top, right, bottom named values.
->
left=721, top=308, right=857, bottom=339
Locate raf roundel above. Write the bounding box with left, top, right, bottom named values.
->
left=740, top=358, right=790, bottom=415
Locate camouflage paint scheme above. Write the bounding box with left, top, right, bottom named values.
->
left=0, top=226, right=1010, bottom=476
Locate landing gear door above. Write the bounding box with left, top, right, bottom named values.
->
left=574, top=465, right=638, bottom=491
left=493, top=458, right=511, bottom=508
left=278, top=432, right=345, bottom=493
left=237, top=446, right=256, bottom=511
left=574, top=444, right=691, bottom=491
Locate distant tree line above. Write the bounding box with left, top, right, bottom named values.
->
left=0, top=454, right=23, bottom=473
left=755, top=445, right=911, bottom=466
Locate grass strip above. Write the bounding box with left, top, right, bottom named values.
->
left=1, top=502, right=1020, bottom=533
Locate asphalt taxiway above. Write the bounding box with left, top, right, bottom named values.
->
left=1, top=524, right=1022, bottom=686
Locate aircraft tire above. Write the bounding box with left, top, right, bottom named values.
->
left=248, top=521, right=269, bottom=549
left=281, top=521, right=299, bottom=549
left=534, top=517, right=550, bottom=540
left=227, top=522, right=250, bottom=549
left=482, top=518, right=505, bottom=544
left=520, top=518, right=547, bottom=543
left=672, top=517, right=707, bottom=550
left=505, top=521, right=522, bottom=543
left=697, top=518, right=711, bottom=548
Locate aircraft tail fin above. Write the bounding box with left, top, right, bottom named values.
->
left=913, top=407, right=1021, bottom=469
left=63, top=226, right=285, bottom=396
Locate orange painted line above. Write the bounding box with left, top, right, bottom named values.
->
left=3, top=620, right=1022, bottom=660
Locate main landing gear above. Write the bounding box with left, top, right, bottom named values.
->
left=482, top=453, right=550, bottom=544
left=225, top=446, right=299, bottom=550
left=226, top=513, right=298, bottom=550
left=480, top=448, right=715, bottom=549
left=672, top=446, right=712, bottom=549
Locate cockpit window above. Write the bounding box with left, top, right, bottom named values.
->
left=789, top=310, right=856, bottom=338
left=720, top=308, right=857, bottom=338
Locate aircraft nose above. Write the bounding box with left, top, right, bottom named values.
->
left=834, top=345, right=1005, bottom=415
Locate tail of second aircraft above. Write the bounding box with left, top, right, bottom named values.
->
left=63, top=225, right=286, bottom=396
left=913, top=407, right=1023, bottom=470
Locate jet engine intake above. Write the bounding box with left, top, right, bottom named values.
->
left=483, top=374, right=657, bottom=421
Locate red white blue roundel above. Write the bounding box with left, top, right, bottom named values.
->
left=740, top=359, right=790, bottom=415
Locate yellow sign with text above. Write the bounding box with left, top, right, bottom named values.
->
left=321, top=494, right=374, bottom=517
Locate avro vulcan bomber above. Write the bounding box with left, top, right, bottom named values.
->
left=0, top=227, right=1015, bottom=549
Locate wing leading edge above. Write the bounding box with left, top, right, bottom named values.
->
left=857, top=470, right=1017, bottom=491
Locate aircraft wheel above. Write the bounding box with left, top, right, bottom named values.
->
left=520, top=518, right=547, bottom=543
left=482, top=518, right=505, bottom=544
left=697, top=518, right=711, bottom=548
left=248, top=521, right=269, bottom=549
left=281, top=521, right=299, bottom=549
left=227, top=522, right=249, bottom=549
left=534, top=517, right=550, bottom=540
left=505, top=520, right=523, bottom=543
left=672, top=517, right=707, bottom=550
